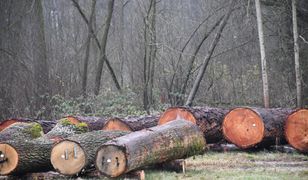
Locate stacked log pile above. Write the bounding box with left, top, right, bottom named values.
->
left=0, top=106, right=307, bottom=178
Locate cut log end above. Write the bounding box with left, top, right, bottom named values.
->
left=158, top=107, right=197, bottom=125
left=0, top=120, right=24, bottom=132
left=50, top=140, right=86, bottom=175
left=95, top=145, right=126, bottom=178
left=102, top=118, right=133, bottom=132
left=222, top=108, right=264, bottom=149
left=0, top=143, right=18, bottom=175
left=285, top=109, right=308, bottom=153
left=65, top=116, right=82, bottom=125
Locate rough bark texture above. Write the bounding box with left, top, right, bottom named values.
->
left=159, top=106, right=228, bottom=143
left=0, top=122, right=43, bottom=142
left=95, top=120, right=206, bottom=177
left=0, top=118, right=56, bottom=133
left=103, top=115, right=159, bottom=131
left=66, top=116, right=107, bottom=131
left=44, top=123, right=88, bottom=141
left=0, top=139, right=53, bottom=175
left=51, top=130, right=128, bottom=175
left=223, top=107, right=293, bottom=149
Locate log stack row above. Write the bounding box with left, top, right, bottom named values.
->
left=0, top=106, right=307, bottom=178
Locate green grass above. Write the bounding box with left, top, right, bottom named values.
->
left=145, top=151, right=308, bottom=180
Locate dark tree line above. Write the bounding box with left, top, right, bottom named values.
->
left=0, top=0, right=307, bottom=120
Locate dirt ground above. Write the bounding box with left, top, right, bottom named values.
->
left=145, top=151, right=308, bottom=180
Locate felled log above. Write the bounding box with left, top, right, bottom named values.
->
left=44, top=117, right=89, bottom=141
left=222, top=107, right=293, bottom=149
left=65, top=116, right=107, bottom=131
left=0, top=122, right=43, bottom=142
left=0, top=139, right=53, bottom=175
left=95, top=120, right=206, bottom=177
left=50, top=130, right=128, bottom=176
left=0, top=118, right=89, bottom=175
left=158, top=107, right=228, bottom=143
left=0, top=118, right=56, bottom=133
left=103, top=115, right=159, bottom=132
left=284, top=109, right=308, bottom=153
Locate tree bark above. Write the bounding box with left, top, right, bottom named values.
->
left=292, top=0, right=302, bottom=108
left=0, top=140, right=53, bottom=175
left=255, top=0, right=270, bottom=108
left=185, top=0, right=235, bottom=106
left=51, top=130, right=128, bottom=176
left=0, top=122, right=44, bottom=142
left=158, top=106, right=228, bottom=143
left=223, top=107, right=293, bottom=149
left=103, top=115, right=159, bottom=132
left=95, top=120, right=206, bottom=177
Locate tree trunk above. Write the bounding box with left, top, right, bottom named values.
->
left=158, top=107, right=228, bottom=143
left=32, top=0, right=50, bottom=117
left=66, top=116, right=107, bottom=131
left=0, top=119, right=88, bottom=175
left=51, top=130, right=128, bottom=176
left=255, top=0, right=270, bottom=108
left=185, top=0, right=235, bottom=106
left=102, top=115, right=159, bottom=132
left=0, top=122, right=44, bottom=142
left=0, top=118, right=56, bottom=133
left=292, top=0, right=302, bottom=108
left=94, top=0, right=121, bottom=95
left=222, top=107, right=293, bottom=149
left=95, top=120, right=206, bottom=177
left=284, top=109, right=308, bottom=153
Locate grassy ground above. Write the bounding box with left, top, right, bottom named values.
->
left=145, top=151, right=308, bottom=180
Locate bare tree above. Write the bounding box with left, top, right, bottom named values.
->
left=94, top=0, right=122, bottom=95
left=185, top=0, right=235, bottom=106
left=255, top=0, right=269, bottom=108
left=292, top=0, right=302, bottom=107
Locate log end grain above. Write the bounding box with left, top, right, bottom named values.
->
left=0, top=120, right=20, bottom=132
left=50, top=140, right=86, bottom=176
left=158, top=107, right=197, bottom=125
left=95, top=145, right=126, bottom=178
left=285, top=109, right=308, bottom=153
left=102, top=118, right=133, bottom=132
left=0, top=143, right=18, bottom=175
left=222, top=108, right=264, bottom=149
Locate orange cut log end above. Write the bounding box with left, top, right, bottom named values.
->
left=66, top=116, right=82, bottom=125
left=0, top=143, right=19, bottom=175
left=285, top=109, right=308, bottom=153
left=158, top=107, right=197, bottom=125
left=102, top=118, right=132, bottom=132
left=222, top=108, right=264, bottom=149
left=0, top=120, right=22, bottom=132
